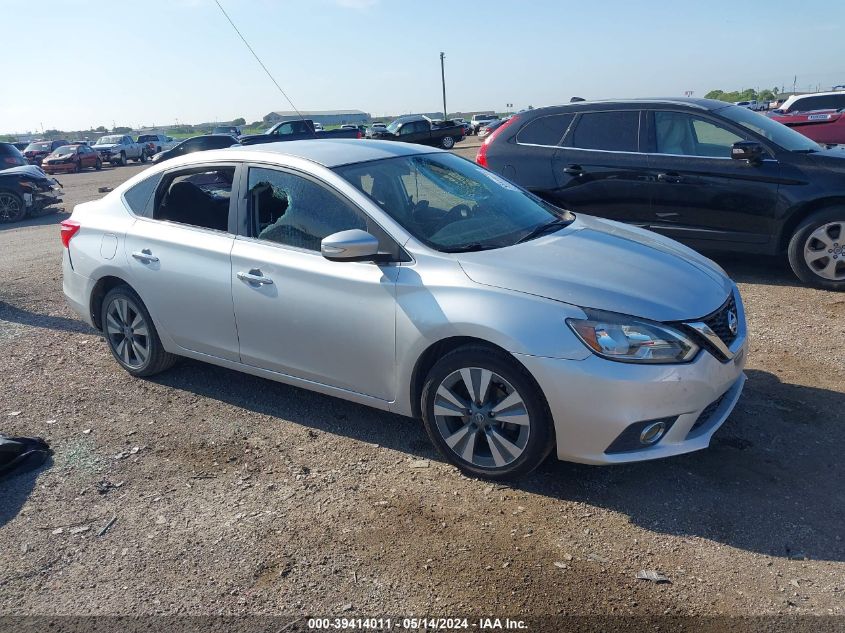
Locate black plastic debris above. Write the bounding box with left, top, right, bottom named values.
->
left=0, top=435, right=51, bottom=479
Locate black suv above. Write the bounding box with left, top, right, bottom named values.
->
left=477, top=98, right=845, bottom=290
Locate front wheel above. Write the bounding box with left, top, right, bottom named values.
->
left=440, top=135, right=456, bottom=149
left=101, top=285, right=178, bottom=377
left=421, top=346, right=553, bottom=480
left=0, top=191, right=26, bottom=223
left=73, top=160, right=81, bottom=173
left=787, top=207, right=845, bottom=290
left=117, top=152, right=127, bottom=166
left=95, top=158, right=102, bottom=170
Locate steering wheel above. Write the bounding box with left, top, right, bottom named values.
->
left=442, top=204, right=473, bottom=224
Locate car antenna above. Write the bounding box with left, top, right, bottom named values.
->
left=213, top=0, right=315, bottom=137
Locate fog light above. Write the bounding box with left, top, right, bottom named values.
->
left=639, top=421, right=667, bottom=445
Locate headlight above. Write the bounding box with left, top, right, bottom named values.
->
left=567, top=309, right=699, bottom=364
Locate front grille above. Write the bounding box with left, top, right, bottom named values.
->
left=688, top=393, right=726, bottom=437
left=702, top=293, right=738, bottom=347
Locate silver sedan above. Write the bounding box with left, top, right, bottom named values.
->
left=61, top=140, right=747, bottom=479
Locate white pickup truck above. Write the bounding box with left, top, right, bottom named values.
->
left=137, top=134, right=178, bottom=155
left=92, top=135, right=147, bottom=166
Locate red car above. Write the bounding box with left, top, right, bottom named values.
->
left=41, top=144, right=103, bottom=174
left=23, top=139, right=69, bottom=165
left=768, top=109, right=845, bottom=146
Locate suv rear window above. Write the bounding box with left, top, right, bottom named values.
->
left=516, top=114, right=574, bottom=146
left=568, top=111, right=640, bottom=152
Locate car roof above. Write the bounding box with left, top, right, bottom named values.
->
left=230, top=139, right=439, bottom=167
left=525, top=97, right=730, bottom=113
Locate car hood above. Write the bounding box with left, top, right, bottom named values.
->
left=93, top=144, right=119, bottom=150
left=0, top=164, right=51, bottom=180
left=457, top=215, right=733, bottom=322
left=806, top=146, right=845, bottom=169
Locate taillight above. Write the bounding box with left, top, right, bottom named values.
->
left=357, top=131, right=362, bottom=139
left=60, top=219, right=81, bottom=248
left=475, top=115, right=519, bottom=168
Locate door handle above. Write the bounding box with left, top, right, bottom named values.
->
left=656, top=172, right=683, bottom=184
left=131, top=249, right=159, bottom=263
left=237, top=269, right=274, bottom=286
left=563, top=164, right=583, bottom=175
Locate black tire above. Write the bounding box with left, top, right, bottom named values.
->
left=73, top=160, right=81, bottom=173
left=118, top=151, right=127, bottom=166
left=421, top=345, right=554, bottom=480
left=139, top=151, right=148, bottom=164
left=787, top=206, right=845, bottom=291
left=95, top=158, right=102, bottom=170
left=100, top=285, right=178, bottom=377
left=440, top=135, right=456, bottom=150
left=0, top=190, right=26, bottom=223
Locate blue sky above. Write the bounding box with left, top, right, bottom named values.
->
left=2, top=0, right=844, bottom=133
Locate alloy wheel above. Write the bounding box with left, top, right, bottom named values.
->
left=433, top=367, right=531, bottom=469
left=804, top=221, right=845, bottom=281
left=105, top=297, right=150, bottom=369
left=0, top=193, right=23, bottom=222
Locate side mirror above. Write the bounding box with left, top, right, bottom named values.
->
left=321, top=229, right=381, bottom=262
left=731, top=141, right=764, bottom=163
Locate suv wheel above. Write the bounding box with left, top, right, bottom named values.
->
left=101, top=285, right=178, bottom=377
left=787, top=207, right=845, bottom=290
left=421, top=345, right=553, bottom=480
left=440, top=135, right=455, bottom=149
left=0, top=191, right=26, bottom=223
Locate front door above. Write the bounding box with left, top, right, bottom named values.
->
left=230, top=166, right=399, bottom=400
left=124, top=164, right=240, bottom=361
left=644, top=109, right=782, bottom=246
left=551, top=109, right=652, bottom=224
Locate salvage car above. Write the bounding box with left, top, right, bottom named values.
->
left=23, top=139, right=69, bottom=166
left=137, top=134, right=178, bottom=155
left=61, top=139, right=747, bottom=479
left=368, top=115, right=464, bottom=149
left=150, top=134, right=239, bottom=164
left=477, top=98, right=845, bottom=290
left=0, top=165, right=62, bottom=223
left=767, top=109, right=845, bottom=146
left=93, top=135, right=147, bottom=166
left=42, top=144, right=102, bottom=174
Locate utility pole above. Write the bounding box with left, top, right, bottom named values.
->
left=440, top=52, right=447, bottom=119
left=792, top=75, right=797, bottom=94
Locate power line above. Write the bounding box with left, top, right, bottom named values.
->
left=212, top=0, right=310, bottom=128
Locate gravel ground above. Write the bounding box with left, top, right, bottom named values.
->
left=0, top=145, right=844, bottom=620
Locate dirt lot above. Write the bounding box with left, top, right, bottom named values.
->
left=1, top=143, right=844, bottom=622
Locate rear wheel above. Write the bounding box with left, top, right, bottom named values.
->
left=101, top=285, right=178, bottom=377
left=0, top=191, right=26, bottom=223
left=139, top=151, right=148, bottom=164
left=787, top=207, right=845, bottom=290
left=440, top=135, right=456, bottom=149
left=421, top=346, right=553, bottom=480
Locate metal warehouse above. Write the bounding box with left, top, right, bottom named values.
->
left=263, top=110, right=371, bottom=125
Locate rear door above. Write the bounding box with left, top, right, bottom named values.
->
left=123, top=163, right=240, bottom=361
left=550, top=109, right=652, bottom=223
left=644, top=109, right=781, bottom=246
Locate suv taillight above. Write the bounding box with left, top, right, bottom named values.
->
left=60, top=219, right=81, bottom=248
left=476, top=115, right=518, bottom=168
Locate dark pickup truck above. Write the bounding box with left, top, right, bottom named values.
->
left=240, top=119, right=361, bottom=146
left=368, top=116, right=465, bottom=149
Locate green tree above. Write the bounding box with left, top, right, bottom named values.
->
left=231, top=117, right=246, bottom=126
left=113, top=126, right=132, bottom=133
left=95, top=125, right=107, bottom=132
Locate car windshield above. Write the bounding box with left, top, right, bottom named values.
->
left=718, top=105, right=820, bottom=152
left=138, top=135, right=156, bottom=142
left=26, top=142, right=51, bottom=151
left=54, top=146, right=76, bottom=156
left=97, top=136, right=122, bottom=144
left=386, top=120, right=403, bottom=133
left=335, top=153, right=573, bottom=252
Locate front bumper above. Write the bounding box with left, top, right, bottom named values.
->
left=42, top=162, right=76, bottom=173
left=515, top=337, right=748, bottom=465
